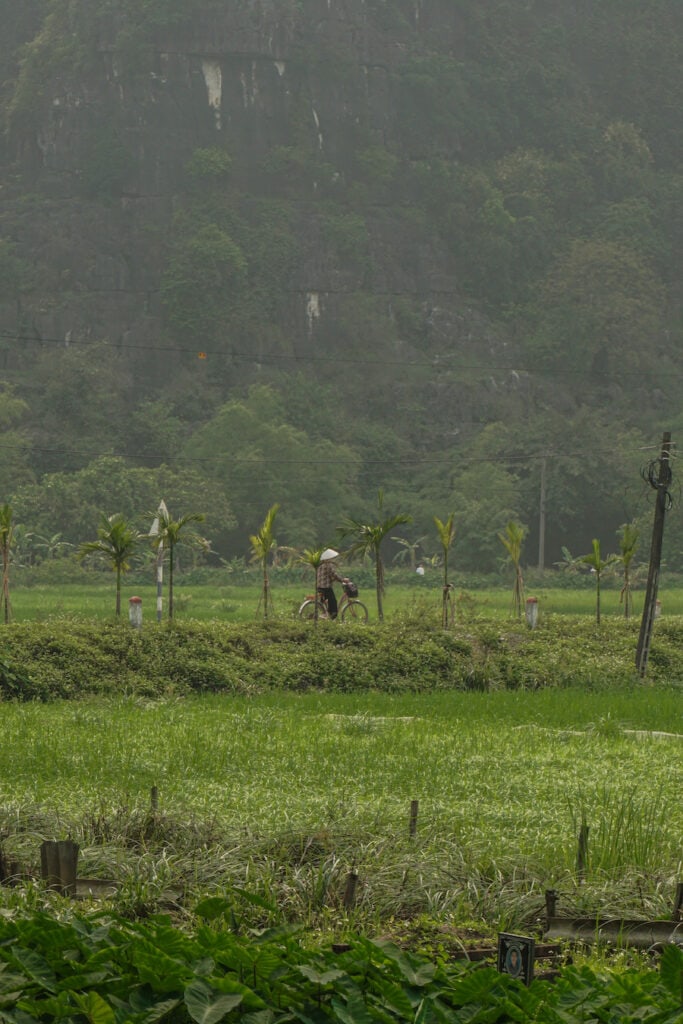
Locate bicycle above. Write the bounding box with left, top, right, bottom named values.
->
left=298, top=579, right=369, bottom=623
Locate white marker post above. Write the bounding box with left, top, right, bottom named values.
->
left=149, top=500, right=168, bottom=623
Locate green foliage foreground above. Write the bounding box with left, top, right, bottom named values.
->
left=0, top=909, right=681, bottom=1023
left=2, top=614, right=683, bottom=701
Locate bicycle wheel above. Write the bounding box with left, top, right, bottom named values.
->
left=341, top=599, right=368, bottom=623
left=298, top=599, right=327, bottom=621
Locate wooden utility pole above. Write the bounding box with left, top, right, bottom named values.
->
left=635, top=432, right=672, bottom=678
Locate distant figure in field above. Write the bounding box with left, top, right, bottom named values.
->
left=416, top=562, right=425, bottom=576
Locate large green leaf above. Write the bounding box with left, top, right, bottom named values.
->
left=371, top=942, right=435, bottom=988
left=8, top=950, right=57, bottom=994
left=72, top=990, right=117, bottom=1024
left=659, top=944, right=683, bottom=1001
left=367, top=980, right=415, bottom=1018
left=184, top=980, right=243, bottom=1024
left=130, top=940, right=192, bottom=991
left=296, top=966, right=346, bottom=987
left=115, top=988, right=183, bottom=1022
left=195, top=898, right=231, bottom=922
left=331, top=993, right=372, bottom=1024
left=139, top=997, right=184, bottom=1022
left=241, top=1013, right=277, bottom=1024
left=0, top=964, right=27, bottom=1001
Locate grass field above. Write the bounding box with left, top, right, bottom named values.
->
left=2, top=687, right=682, bottom=933
left=6, top=578, right=683, bottom=622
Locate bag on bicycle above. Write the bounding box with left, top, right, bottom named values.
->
left=344, top=580, right=359, bottom=598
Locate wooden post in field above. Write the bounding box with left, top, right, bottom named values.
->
left=40, top=840, right=79, bottom=896
left=343, top=871, right=358, bottom=910
left=673, top=882, right=683, bottom=921
left=409, top=799, right=419, bottom=838
left=150, top=786, right=159, bottom=812
left=636, top=433, right=672, bottom=678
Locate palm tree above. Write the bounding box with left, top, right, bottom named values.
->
left=80, top=513, right=141, bottom=617
left=298, top=545, right=325, bottom=623
left=149, top=507, right=206, bottom=620
left=615, top=522, right=639, bottom=619
left=0, top=504, right=14, bottom=623
left=498, top=521, right=527, bottom=619
left=339, top=491, right=411, bottom=621
left=579, top=538, right=617, bottom=625
left=249, top=504, right=279, bottom=619
left=434, top=513, right=456, bottom=627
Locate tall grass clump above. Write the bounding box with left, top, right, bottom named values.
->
left=567, top=786, right=673, bottom=877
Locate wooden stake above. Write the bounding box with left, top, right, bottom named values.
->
left=40, top=840, right=79, bottom=896
left=343, top=871, right=358, bottom=910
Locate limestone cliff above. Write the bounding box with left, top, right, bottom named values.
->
left=0, top=0, right=495, bottom=396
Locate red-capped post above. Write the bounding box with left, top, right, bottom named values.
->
left=129, top=595, right=142, bottom=629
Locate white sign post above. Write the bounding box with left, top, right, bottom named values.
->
left=149, top=500, right=168, bottom=623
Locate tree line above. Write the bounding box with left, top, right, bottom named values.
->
left=0, top=490, right=646, bottom=628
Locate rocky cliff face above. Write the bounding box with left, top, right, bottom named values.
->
left=0, top=0, right=502, bottom=402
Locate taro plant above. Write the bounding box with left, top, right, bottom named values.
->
left=339, top=491, right=411, bottom=621
left=249, top=503, right=279, bottom=619
left=80, top=513, right=141, bottom=618
left=498, top=520, right=526, bottom=619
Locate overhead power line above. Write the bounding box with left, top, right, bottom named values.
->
left=0, top=330, right=680, bottom=382
left=0, top=439, right=662, bottom=468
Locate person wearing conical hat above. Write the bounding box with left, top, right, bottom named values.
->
left=316, top=548, right=344, bottom=619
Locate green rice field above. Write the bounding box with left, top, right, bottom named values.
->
left=1, top=686, right=681, bottom=932
left=6, top=578, right=683, bottom=622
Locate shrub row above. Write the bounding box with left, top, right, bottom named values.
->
left=2, top=614, right=682, bottom=701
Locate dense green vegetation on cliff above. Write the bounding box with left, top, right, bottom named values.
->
left=0, top=1, right=681, bottom=570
